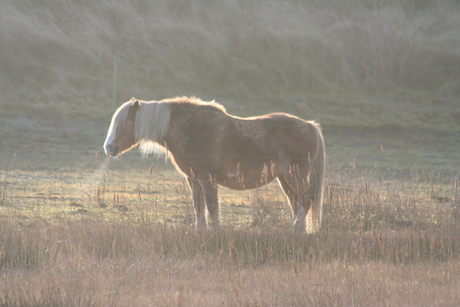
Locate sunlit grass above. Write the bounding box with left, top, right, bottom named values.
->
left=0, top=149, right=459, bottom=305
left=1, top=154, right=458, bottom=257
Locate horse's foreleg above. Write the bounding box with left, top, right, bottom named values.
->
left=203, top=177, right=220, bottom=230
left=187, top=177, right=207, bottom=229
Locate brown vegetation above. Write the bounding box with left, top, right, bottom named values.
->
left=0, top=160, right=459, bottom=305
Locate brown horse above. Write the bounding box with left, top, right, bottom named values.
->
left=104, top=97, right=325, bottom=233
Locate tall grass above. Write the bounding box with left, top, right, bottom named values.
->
left=1, top=0, right=459, bottom=128
left=0, top=154, right=459, bottom=305
left=0, top=202, right=459, bottom=305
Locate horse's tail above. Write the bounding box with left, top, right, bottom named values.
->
left=306, top=122, right=325, bottom=233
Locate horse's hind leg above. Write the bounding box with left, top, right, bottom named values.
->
left=202, top=176, right=220, bottom=230
left=277, top=176, right=300, bottom=217
left=278, top=174, right=313, bottom=233
left=187, top=177, right=207, bottom=229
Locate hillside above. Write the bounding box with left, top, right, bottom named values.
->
left=0, top=0, right=459, bottom=171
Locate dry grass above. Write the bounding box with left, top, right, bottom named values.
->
left=1, top=221, right=459, bottom=306
left=0, top=152, right=459, bottom=305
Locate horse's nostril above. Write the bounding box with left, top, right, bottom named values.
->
left=107, top=144, right=119, bottom=156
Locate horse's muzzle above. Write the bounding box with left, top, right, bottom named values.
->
left=105, top=144, right=119, bottom=157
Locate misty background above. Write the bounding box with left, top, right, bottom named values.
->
left=1, top=0, right=459, bottom=170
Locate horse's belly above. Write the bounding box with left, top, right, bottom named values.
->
left=218, top=171, right=275, bottom=190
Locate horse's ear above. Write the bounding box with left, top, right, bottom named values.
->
left=127, top=100, right=140, bottom=121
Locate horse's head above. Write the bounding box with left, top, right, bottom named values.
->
left=104, top=99, right=140, bottom=157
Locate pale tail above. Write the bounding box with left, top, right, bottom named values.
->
left=306, top=123, right=325, bottom=233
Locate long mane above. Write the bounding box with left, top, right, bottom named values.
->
left=134, top=99, right=171, bottom=156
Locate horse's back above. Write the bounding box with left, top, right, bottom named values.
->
left=226, top=113, right=319, bottom=163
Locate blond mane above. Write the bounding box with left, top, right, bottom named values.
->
left=131, top=99, right=171, bottom=156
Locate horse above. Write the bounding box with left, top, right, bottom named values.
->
left=103, top=97, right=325, bottom=233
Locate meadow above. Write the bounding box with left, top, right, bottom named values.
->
left=1, top=0, right=460, bottom=305
left=0, top=154, right=459, bottom=306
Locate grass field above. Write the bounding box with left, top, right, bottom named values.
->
left=1, top=0, right=460, bottom=305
